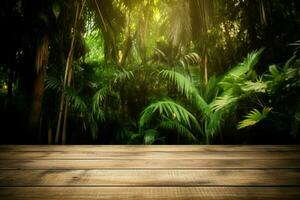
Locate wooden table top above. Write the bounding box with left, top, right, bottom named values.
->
left=0, top=145, right=300, bottom=199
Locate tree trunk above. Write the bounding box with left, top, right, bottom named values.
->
left=204, top=53, right=208, bottom=85
left=120, top=13, right=133, bottom=66
left=28, top=35, right=49, bottom=135
left=138, top=1, right=151, bottom=63
left=48, top=120, right=53, bottom=144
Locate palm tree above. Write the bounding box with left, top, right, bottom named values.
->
left=139, top=49, right=264, bottom=144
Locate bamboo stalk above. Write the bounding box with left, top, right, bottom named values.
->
left=62, top=65, right=73, bottom=144
left=55, top=0, right=85, bottom=144
left=204, top=53, right=208, bottom=85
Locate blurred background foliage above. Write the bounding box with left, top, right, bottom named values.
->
left=0, top=0, right=299, bottom=144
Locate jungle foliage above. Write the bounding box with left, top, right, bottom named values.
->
left=0, top=0, right=299, bottom=144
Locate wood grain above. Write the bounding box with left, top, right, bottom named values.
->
left=0, top=145, right=299, bottom=199
left=1, top=159, right=300, bottom=169
left=1, top=187, right=300, bottom=200
left=1, top=145, right=300, bottom=152
left=1, top=151, right=300, bottom=160
left=1, top=169, right=299, bottom=186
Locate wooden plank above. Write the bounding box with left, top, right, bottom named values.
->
left=1, top=187, right=300, bottom=200
left=1, top=169, right=299, bottom=186
left=0, top=146, right=299, bottom=200
left=1, top=145, right=300, bottom=152
left=1, top=159, right=300, bottom=170
left=0, top=151, right=299, bottom=160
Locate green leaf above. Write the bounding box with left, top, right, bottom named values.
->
left=159, top=120, right=199, bottom=143
left=205, top=111, right=222, bottom=138
left=223, top=49, right=263, bottom=81
left=159, top=69, right=209, bottom=113
left=210, top=95, right=239, bottom=112
left=52, top=2, right=61, bottom=19
left=269, top=65, right=280, bottom=76
left=113, top=69, right=134, bottom=85
left=143, top=129, right=160, bottom=145
left=139, top=100, right=201, bottom=132
left=242, top=80, right=267, bottom=93
left=295, top=112, right=300, bottom=122
left=45, top=76, right=62, bottom=92
left=182, top=52, right=200, bottom=65
left=237, top=107, right=271, bottom=129
left=64, top=87, right=87, bottom=112
left=92, top=86, right=112, bottom=121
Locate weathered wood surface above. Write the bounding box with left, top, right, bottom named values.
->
left=2, top=159, right=300, bottom=169
left=1, top=151, right=299, bottom=160
left=0, top=145, right=300, bottom=200
left=1, top=145, right=300, bottom=152
left=1, top=187, right=300, bottom=200
left=1, top=169, right=300, bottom=186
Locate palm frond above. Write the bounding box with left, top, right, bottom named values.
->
left=223, top=49, right=263, bottom=81
left=210, top=95, right=238, bottom=112
left=153, top=47, right=168, bottom=63
left=269, top=65, right=281, bottom=77
left=182, top=52, right=201, bottom=65
left=92, top=86, right=112, bottom=121
left=93, top=86, right=112, bottom=105
left=186, top=64, right=202, bottom=86
left=159, top=120, right=199, bottom=143
left=113, top=69, right=134, bottom=85
left=218, top=79, right=242, bottom=93
left=139, top=100, right=201, bottom=131
left=201, top=75, right=220, bottom=102
left=159, top=69, right=194, bottom=99
left=143, top=129, right=160, bottom=145
left=159, top=69, right=209, bottom=112
left=64, top=87, right=87, bottom=112
left=85, top=112, right=99, bottom=140
left=45, top=76, right=62, bottom=92
left=289, top=40, right=300, bottom=56
left=205, top=111, right=222, bottom=138
left=237, top=107, right=271, bottom=129
left=128, top=132, right=142, bottom=144
left=242, top=80, right=267, bottom=93
left=92, top=104, right=105, bottom=122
